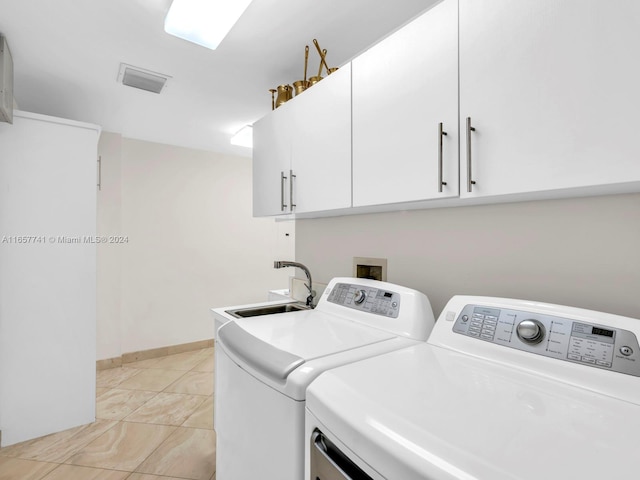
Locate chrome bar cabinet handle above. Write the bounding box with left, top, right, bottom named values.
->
left=280, top=171, right=288, bottom=211
left=466, top=117, right=476, bottom=193
left=438, top=123, right=447, bottom=193
left=289, top=170, right=296, bottom=210
left=97, top=156, right=102, bottom=191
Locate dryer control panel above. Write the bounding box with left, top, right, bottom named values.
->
left=327, top=282, right=400, bottom=318
left=453, top=304, right=640, bottom=377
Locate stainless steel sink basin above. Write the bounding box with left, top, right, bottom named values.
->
left=225, top=302, right=310, bottom=318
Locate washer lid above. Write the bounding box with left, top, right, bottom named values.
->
left=307, top=343, right=640, bottom=480
left=232, top=309, right=395, bottom=360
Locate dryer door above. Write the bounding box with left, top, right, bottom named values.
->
left=310, top=430, right=373, bottom=480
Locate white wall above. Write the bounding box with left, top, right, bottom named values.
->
left=97, top=133, right=123, bottom=360
left=296, top=193, right=640, bottom=320
left=97, top=134, right=293, bottom=360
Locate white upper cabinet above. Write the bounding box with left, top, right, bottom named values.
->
left=352, top=0, right=458, bottom=207
left=252, top=64, right=352, bottom=217
left=460, top=0, right=640, bottom=199
left=253, top=105, right=291, bottom=217
left=290, top=64, right=352, bottom=214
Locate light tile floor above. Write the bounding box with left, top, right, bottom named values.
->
left=0, top=348, right=216, bottom=480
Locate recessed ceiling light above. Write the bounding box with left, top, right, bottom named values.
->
left=164, top=0, right=253, bottom=50
left=230, top=125, right=253, bottom=148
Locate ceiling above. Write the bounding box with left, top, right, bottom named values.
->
left=0, top=0, right=438, bottom=157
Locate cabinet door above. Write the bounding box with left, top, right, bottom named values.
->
left=460, top=0, right=640, bottom=198
left=352, top=0, right=458, bottom=207
left=252, top=108, right=291, bottom=217
left=290, top=64, right=352, bottom=214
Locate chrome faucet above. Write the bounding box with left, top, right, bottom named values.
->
left=274, top=260, right=315, bottom=307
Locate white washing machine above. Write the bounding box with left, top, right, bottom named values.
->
left=305, top=296, right=640, bottom=479
left=214, top=277, right=435, bottom=480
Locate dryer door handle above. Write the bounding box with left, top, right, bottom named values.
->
left=218, top=322, right=305, bottom=382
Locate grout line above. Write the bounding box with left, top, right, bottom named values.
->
left=96, top=388, right=163, bottom=423
left=45, top=463, right=134, bottom=476
left=54, top=419, right=122, bottom=464
left=127, top=422, right=181, bottom=476
left=121, top=394, right=208, bottom=425
left=177, top=424, right=215, bottom=431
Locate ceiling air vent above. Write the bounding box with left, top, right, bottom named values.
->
left=117, top=63, right=171, bottom=94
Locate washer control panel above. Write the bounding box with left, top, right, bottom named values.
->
left=453, top=304, right=640, bottom=377
left=327, top=282, right=400, bottom=318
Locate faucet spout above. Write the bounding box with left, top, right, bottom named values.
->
left=274, top=260, right=315, bottom=307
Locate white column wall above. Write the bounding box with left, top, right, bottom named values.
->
left=0, top=112, right=98, bottom=446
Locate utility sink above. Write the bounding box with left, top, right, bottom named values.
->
left=225, top=302, right=310, bottom=319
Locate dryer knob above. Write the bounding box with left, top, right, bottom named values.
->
left=516, top=319, right=546, bottom=344
left=354, top=289, right=367, bottom=304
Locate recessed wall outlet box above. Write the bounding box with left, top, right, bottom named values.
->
left=353, top=257, right=387, bottom=282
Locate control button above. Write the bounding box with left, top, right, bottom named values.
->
left=470, top=321, right=483, bottom=328
left=482, top=324, right=496, bottom=331
left=473, top=313, right=485, bottom=319
left=620, top=346, right=634, bottom=356
left=485, top=315, right=498, bottom=321
left=596, top=360, right=612, bottom=367
left=480, top=333, right=494, bottom=340
left=483, top=319, right=498, bottom=326
left=516, top=319, right=546, bottom=345
left=392, top=302, right=398, bottom=308
left=582, top=357, right=596, bottom=364
left=462, top=315, right=469, bottom=322
left=354, top=290, right=367, bottom=304
left=567, top=353, right=581, bottom=361
left=469, top=327, right=482, bottom=334
left=468, top=331, right=480, bottom=337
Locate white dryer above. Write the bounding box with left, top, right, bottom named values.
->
left=214, top=277, right=435, bottom=480
left=305, top=296, right=640, bottom=479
